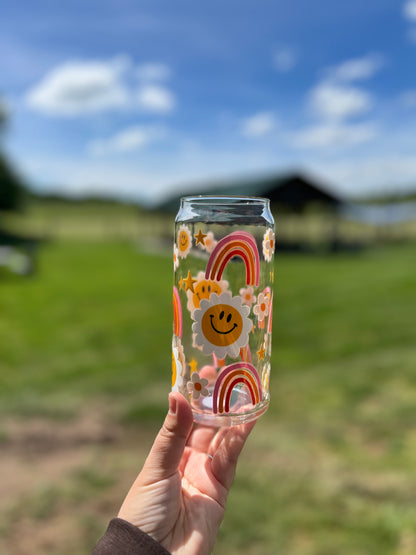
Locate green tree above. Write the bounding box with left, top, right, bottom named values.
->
left=0, top=98, right=26, bottom=211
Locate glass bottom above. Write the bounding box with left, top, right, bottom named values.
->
left=190, top=388, right=269, bottom=427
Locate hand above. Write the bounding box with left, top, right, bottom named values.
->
left=118, top=391, right=255, bottom=555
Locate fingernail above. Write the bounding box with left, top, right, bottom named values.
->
left=168, top=394, right=177, bottom=415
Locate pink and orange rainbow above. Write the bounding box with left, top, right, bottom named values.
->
left=205, top=231, right=260, bottom=287
left=213, top=362, right=262, bottom=414
left=173, top=286, right=182, bottom=337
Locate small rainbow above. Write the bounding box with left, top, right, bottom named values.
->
left=261, top=286, right=273, bottom=334
left=213, top=362, right=262, bottom=414
left=205, top=231, right=260, bottom=287
left=268, top=291, right=273, bottom=335
left=173, top=286, right=182, bottom=337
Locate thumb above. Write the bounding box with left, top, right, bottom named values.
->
left=140, top=392, right=194, bottom=482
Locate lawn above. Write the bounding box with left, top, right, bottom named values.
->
left=0, top=238, right=415, bottom=554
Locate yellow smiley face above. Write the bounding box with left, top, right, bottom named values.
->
left=193, top=280, right=222, bottom=309
left=201, top=303, right=243, bottom=347
left=178, top=230, right=189, bottom=252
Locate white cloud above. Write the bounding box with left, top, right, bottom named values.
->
left=308, top=82, right=372, bottom=121
left=19, top=121, right=416, bottom=204
left=273, top=47, right=297, bottom=72
left=292, top=121, right=377, bottom=149
left=25, top=57, right=176, bottom=116
left=25, top=57, right=131, bottom=116
left=313, top=155, right=416, bottom=195
left=326, top=53, right=384, bottom=83
left=295, top=54, right=381, bottom=150
left=137, top=84, right=176, bottom=113
left=136, top=62, right=171, bottom=81
left=403, top=0, right=416, bottom=21
left=241, top=111, right=277, bottom=138
left=303, top=54, right=381, bottom=128
left=87, top=125, right=165, bottom=155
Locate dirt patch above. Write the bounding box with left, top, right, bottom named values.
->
left=2, top=406, right=121, bottom=454
left=0, top=405, right=122, bottom=502
left=0, top=407, right=159, bottom=554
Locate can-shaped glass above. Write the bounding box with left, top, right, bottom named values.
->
left=172, top=196, right=275, bottom=426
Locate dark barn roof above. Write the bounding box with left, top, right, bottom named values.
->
left=156, top=172, right=342, bottom=214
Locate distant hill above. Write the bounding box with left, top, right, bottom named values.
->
left=28, top=190, right=131, bottom=205
left=27, top=190, right=147, bottom=211
left=354, top=188, right=416, bottom=205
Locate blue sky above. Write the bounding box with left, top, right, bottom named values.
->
left=2, top=0, right=416, bottom=204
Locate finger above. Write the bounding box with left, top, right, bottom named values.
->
left=206, top=421, right=244, bottom=457
left=207, top=427, right=229, bottom=455
left=198, top=365, right=217, bottom=386
left=140, top=391, right=194, bottom=483
left=186, top=425, right=218, bottom=453
left=211, top=420, right=256, bottom=491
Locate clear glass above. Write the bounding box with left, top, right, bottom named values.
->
left=172, top=196, right=275, bottom=426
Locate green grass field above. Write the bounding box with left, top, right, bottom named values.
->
left=1, top=237, right=416, bottom=554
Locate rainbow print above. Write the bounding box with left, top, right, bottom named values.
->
left=262, top=286, right=273, bottom=333
left=268, top=291, right=273, bottom=335
left=173, top=286, right=182, bottom=337
left=205, top=231, right=260, bottom=287
left=213, top=362, right=262, bottom=414
left=239, top=345, right=252, bottom=364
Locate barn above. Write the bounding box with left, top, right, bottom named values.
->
left=156, top=171, right=343, bottom=214
left=154, top=171, right=348, bottom=251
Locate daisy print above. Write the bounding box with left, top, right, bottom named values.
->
left=253, top=292, right=270, bottom=324
left=239, top=285, right=256, bottom=309
left=173, top=243, right=179, bottom=272
left=262, top=228, right=275, bottom=262
left=201, top=231, right=217, bottom=253
left=187, top=372, right=209, bottom=400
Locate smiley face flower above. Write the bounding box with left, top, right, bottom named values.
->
left=187, top=372, right=209, bottom=400
left=177, top=224, right=192, bottom=259
left=262, top=228, right=275, bottom=262
left=192, top=291, right=252, bottom=359
left=172, top=337, right=185, bottom=392
left=186, top=271, right=229, bottom=317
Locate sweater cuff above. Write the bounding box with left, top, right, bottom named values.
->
left=92, top=518, right=171, bottom=554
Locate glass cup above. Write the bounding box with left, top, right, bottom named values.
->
left=172, top=196, right=275, bottom=426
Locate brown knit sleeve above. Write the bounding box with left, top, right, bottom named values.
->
left=92, top=518, right=171, bottom=555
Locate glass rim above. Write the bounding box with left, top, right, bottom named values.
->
left=180, top=194, right=270, bottom=204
